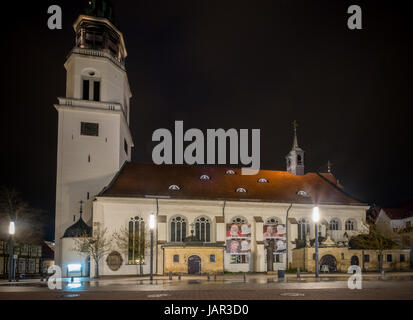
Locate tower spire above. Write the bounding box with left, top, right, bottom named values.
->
left=286, top=120, right=305, bottom=175
left=292, top=120, right=299, bottom=149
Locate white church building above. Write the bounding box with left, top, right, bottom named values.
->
left=54, top=1, right=370, bottom=277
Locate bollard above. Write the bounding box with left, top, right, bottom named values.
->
left=243, top=272, right=246, bottom=282
left=169, top=272, right=172, bottom=280
left=214, top=274, right=217, bottom=281
left=297, top=267, right=301, bottom=279
left=207, top=273, right=210, bottom=281
left=178, top=273, right=181, bottom=280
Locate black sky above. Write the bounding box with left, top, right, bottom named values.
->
left=1, top=0, right=412, bottom=241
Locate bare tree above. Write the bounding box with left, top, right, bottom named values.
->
left=73, top=227, right=112, bottom=278
left=0, top=186, right=45, bottom=243
left=113, top=225, right=150, bottom=276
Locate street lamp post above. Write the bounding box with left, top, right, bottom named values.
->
left=8, top=221, right=15, bottom=282
left=312, top=207, right=320, bottom=279
left=149, top=214, right=155, bottom=282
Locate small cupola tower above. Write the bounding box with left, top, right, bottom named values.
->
left=286, top=120, right=305, bottom=175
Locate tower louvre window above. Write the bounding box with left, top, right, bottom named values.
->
left=82, top=80, right=89, bottom=100
left=124, top=139, right=128, bottom=155
left=81, top=122, right=99, bottom=136
left=93, top=81, right=100, bottom=101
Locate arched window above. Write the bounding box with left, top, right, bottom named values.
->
left=345, top=219, right=356, bottom=231
left=195, top=216, right=211, bottom=242
left=170, top=216, right=187, bottom=242
left=265, top=217, right=281, bottom=225
left=128, top=216, right=145, bottom=265
left=226, top=170, right=235, bottom=175
left=257, top=178, right=269, bottom=183
left=236, top=187, right=247, bottom=193
left=200, top=175, right=210, bottom=180
left=329, top=219, right=340, bottom=231
left=232, top=216, right=247, bottom=224
left=168, top=184, right=180, bottom=191
left=297, top=218, right=310, bottom=241
left=297, top=154, right=302, bottom=165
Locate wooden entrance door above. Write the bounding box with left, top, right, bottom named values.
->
left=188, top=255, right=201, bottom=274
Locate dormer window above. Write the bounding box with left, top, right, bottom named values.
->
left=226, top=170, right=235, bottom=175
left=236, top=187, right=247, bottom=193
left=168, top=185, right=180, bottom=191
left=297, top=190, right=309, bottom=197
left=257, top=178, right=268, bottom=183
left=200, top=175, right=210, bottom=180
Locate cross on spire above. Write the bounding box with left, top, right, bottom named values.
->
left=79, top=200, right=84, bottom=218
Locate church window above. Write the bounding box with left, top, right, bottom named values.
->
left=257, top=178, right=268, bottom=183
left=236, top=187, right=247, bottom=193
left=297, top=218, right=310, bottom=241
left=82, top=80, right=89, bottom=100
left=226, top=170, right=235, bottom=175
left=195, top=216, right=211, bottom=242
left=266, top=217, right=281, bottom=224
left=128, top=217, right=145, bottom=265
left=93, top=81, right=100, bottom=101
left=170, top=216, right=187, bottom=242
left=297, top=154, right=302, bottom=165
left=230, top=255, right=248, bottom=264
left=87, top=192, right=90, bottom=200
left=232, top=216, right=247, bottom=224
left=210, top=255, right=215, bottom=262
left=81, top=122, right=99, bottom=136
left=329, top=219, right=340, bottom=231
left=345, top=219, right=356, bottom=231
left=168, top=185, right=180, bottom=191
left=173, top=255, right=179, bottom=263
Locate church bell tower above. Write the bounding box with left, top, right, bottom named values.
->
left=54, top=0, right=134, bottom=272
left=286, top=120, right=305, bottom=175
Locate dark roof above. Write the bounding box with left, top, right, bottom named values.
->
left=99, top=163, right=364, bottom=206
left=63, top=216, right=92, bottom=238
left=383, top=207, right=413, bottom=220
left=41, top=242, right=55, bottom=260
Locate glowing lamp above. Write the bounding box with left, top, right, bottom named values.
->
left=149, top=214, right=155, bottom=230
left=312, top=206, right=320, bottom=223
left=9, top=221, right=15, bottom=235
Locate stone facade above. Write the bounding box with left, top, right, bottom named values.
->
left=163, top=245, right=224, bottom=274
left=292, top=247, right=411, bottom=272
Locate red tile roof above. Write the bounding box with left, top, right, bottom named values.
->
left=99, top=163, right=364, bottom=205
left=383, top=207, right=413, bottom=220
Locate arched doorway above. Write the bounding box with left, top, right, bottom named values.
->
left=188, top=255, right=201, bottom=274
left=320, top=254, right=337, bottom=273
left=351, top=255, right=359, bottom=266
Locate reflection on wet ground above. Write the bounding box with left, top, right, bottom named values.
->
left=1, top=274, right=413, bottom=292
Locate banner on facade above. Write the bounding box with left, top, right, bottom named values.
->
left=263, top=224, right=286, bottom=239
left=226, top=223, right=251, bottom=238
left=226, top=239, right=251, bottom=254
left=264, top=224, right=287, bottom=253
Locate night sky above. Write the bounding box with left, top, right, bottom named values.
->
left=1, top=0, right=412, bottom=241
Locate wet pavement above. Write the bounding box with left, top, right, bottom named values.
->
left=0, top=273, right=412, bottom=299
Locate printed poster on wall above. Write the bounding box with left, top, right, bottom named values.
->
left=226, top=239, right=251, bottom=254
left=226, top=223, right=251, bottom=238
left=263, top=224, right=287, bottom=253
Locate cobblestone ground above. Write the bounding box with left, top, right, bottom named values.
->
left=0, top=273, right=412, bottom=300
